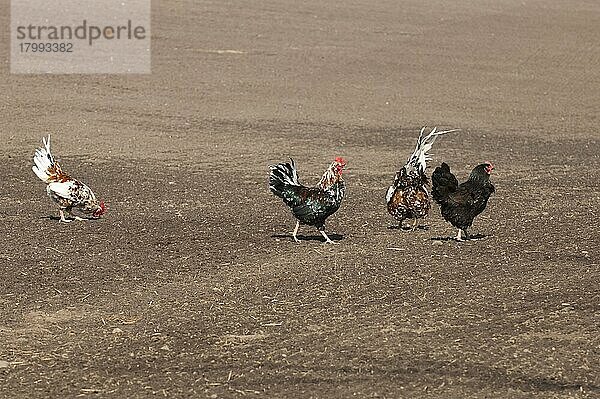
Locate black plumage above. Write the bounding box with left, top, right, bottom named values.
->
left=432, top=162, right=495, bottom=240
left=269, top=157, right=346, bottom=243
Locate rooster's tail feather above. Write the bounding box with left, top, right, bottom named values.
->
left=405, top=127, right=458, bottom=175
left=269, top=158, right=300, bottom=197
left=32, top=135, right=61, bottom=183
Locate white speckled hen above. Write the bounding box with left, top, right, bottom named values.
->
left=32, top=135, right=106, bottom=222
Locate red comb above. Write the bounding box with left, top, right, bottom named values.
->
left=334, top=157, right=347, bottom=165
left=97, top=201, right=108, bottom=216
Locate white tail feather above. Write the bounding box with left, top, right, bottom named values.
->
left=269, top=158, right=299, bottom=186
left=32, top=135, right=55, bottom=183
left=404, top=127, right=458, bottom=175
left=284, top=158, right=300, bottom=186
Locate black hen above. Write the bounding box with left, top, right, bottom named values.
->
left=432, top=162, right=495, bottom=240
left=269, top=157, right=346, bottom=243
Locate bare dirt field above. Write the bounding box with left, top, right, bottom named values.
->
left=1, top=0, right=599, bottom=397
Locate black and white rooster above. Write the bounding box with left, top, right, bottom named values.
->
left=269, top=157, right=346, bottom=244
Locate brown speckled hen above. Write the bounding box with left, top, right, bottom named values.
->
left=386, top=127, right=456, bottom=230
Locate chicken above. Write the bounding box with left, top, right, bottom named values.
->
left=32, top=135, right=106, bottom=222
left=386, top=127, right=457, bottom=230
left=269, top=157, right=346, bottom=244
left=432, top=162, right=495, bottom=241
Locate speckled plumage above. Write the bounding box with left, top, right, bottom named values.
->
left=32, top=135, right=106, bottom=222
left=386, top=127, right=455, bottom=229
left=387, top=172, right=430, bottom=222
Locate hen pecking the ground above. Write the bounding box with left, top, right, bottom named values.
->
left=32, top=135, right=107, bottom=222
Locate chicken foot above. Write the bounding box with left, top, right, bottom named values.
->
left=59, top=209, right=72, bottom=223
left=319, top=230, right=337, bottom=244
left=455, top=229, right=468, bottom=241
left=59, top=209, right=87, bottom=222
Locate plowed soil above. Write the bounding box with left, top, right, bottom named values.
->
left=1, top=1, right=599, bottom=398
